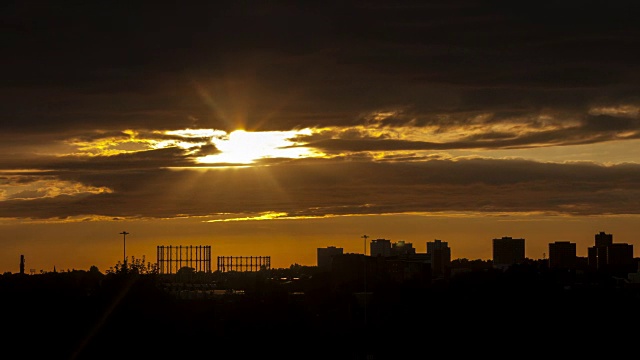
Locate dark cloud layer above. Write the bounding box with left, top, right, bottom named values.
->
left=2, top=1, right=640, bottom=221
left=2, top=0, right=640, bottom=135
left=2, top=158, right=639, bottom=219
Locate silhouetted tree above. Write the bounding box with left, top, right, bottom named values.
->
left=106, top=255, right=158, bottom=275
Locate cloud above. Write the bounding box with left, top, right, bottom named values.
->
left=1, top=158, right=639, bottom=220
left=2, top=1, right=640, bottom=223
left=3, top=1, right=639, bottom=136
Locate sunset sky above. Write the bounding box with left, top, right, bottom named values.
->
left=2, top=1, right=640, bottom=274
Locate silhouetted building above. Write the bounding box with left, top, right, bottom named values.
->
left=370, top=239, right=391, bottom=257
left=390, top=240, right=416, bottom=256
left=492, top=236, right=525, bottom=270
left=330, top=253, right=371, bottom=286
left=426, top=239, right=451, bottom=278
left=317, top=246, right=344, bottom=271
left=587, top=231, right=637, bottom=275
left=588, top=231, right=613, bottom=270
left=595, top=231, right=613, bottom=247
left=548, top=241, right=577, bottom=270
left=627, top=260, right=640, bottom=284
left=606, top=243, right=634, bottom=274
left=386, top=256, right=431, bottom=283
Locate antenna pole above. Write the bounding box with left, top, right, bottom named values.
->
left=120, top=231, right=129, bottom=268
left=361, top=234, right=369, bottom=326
left=362, top=234, right=368, bottom=255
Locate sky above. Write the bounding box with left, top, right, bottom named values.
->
left=2, top=1, right=640, bottom=274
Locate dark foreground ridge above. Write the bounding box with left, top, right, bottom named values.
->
left=2, top=261, right=640, bottom=360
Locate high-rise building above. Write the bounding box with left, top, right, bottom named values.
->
left=426, top=239, right=451, bottom=278
left=370, top=238, right=391, bottom=257
left=492, top=236, right=525, bottom=270
left=595, top=231, right=613, bottom=247
left=606, top=243, right=634, bottom=273
left=548, top=241, right=577, bottom=269
left=589, top=233, right=634, bottom=274
left=588, top=231, right=614, bottom=270
left=391, top=240, right=416, bottom=256
left=317, top=246, right=343, bottom=271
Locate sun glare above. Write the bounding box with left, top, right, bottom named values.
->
left=198, top=129, right=319, bottom=164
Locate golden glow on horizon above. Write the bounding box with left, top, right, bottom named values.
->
left=205, top=211, right=289, bottom=222
left=3, top=209, right=637, bottom=226
left=203, top=209, right=587, bottom=223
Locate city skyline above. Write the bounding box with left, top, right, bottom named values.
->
left=8, top=228, right=632, bottom=274
left=2, top=2, right=640, bottom=274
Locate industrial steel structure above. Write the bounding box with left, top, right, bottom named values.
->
left=157, top=245, right=212, bottom=274
left=217, top=256, right=271, bottom=272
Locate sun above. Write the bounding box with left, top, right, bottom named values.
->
left=197, top=129, right=320, bottom=165
left=158, top=128, right=322, bottom=166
